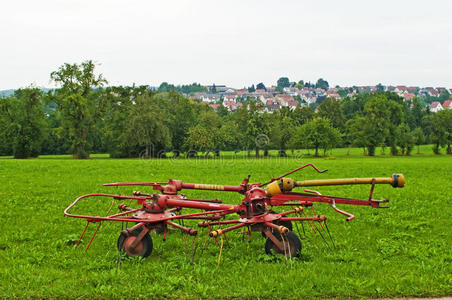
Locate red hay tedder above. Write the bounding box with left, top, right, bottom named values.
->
left=64, top=163, right=405, bottom=260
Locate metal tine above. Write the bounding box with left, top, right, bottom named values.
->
left=313, top=221, right=331, bottom=250
left=217, top=236, right=224, bottom=267
left=191, top=234, right=199, bottom=264
left=324, top=220, right=336, bottom=249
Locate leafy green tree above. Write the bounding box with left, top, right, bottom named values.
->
left=0, top=89, right=47, bottom=158
left=0, top=97, right=15, bottom=155
left=385, top=98, right=404, bottom=155
left=51, top=60, right=107, bottom=97
left=185, top=124, right=214, bottom=157
left=337, top=89, right=348, bottom=98
left=395, top=123, right=414, bottom=155
left=269, top=112, right=295, bottom=156
left=216, top=104, right=229, bottom=118
left=200, top=108, right=222, bottom=156
left=295, top=80, right=304, bottom=90
left=317, top=97, right=346, bottom=131
left=363, top=94, right=391, bottom=155
left=122, top=94, right=171, bottom=158
left=439, top=90, right=451, bottom=103
left=157, top=82, right=176, bottom=92
left=103, top=86, right=146, bottom=157
left=315, top=78, right=329, bottom=90
left=376, top=83, right=384, bottom=92
left=345, top=117, right=368, bottom=154
left=57, top=94, right=93, bottom=158
left=288, top=125, right=307, bottom=153
left=217, top=120, right=243, bottom=152
left=256, top=83, right=266, bottom=90
left=341, top=94, right=368, bottom=120
left=299, top=117, right=341, bottom=156
left=277, top=77, right=290, bottom=88
left=411, top=97, right=427, bottom=128
left=412, top=127, right=425, bottom=154
left=424, top=110, right=452, bottom=154
left=292, top=106, right=314, bottom=126
left=164, top=91, right=199, bottom=156
left=235, top=100, right=270, bottom=157
left=50, top=60, right=107, bottom=158
left=444, top=109, right=452, bottom=154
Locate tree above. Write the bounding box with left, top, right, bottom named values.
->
left=185, top=124, right=214, bottom=156
left=385, top=98, right=404, bottom=155
left=376, top=83, right=384, bottom=92
left=216, top=104, right=229, bottom=118
left=51, top=60, right=107, bottom=97
left=277, top=77, right=290, bottom=88
left=269, top=112, right=295, bottom=156
left=292, top=106, right=314, bottom=126
left=256, top=83, right=266, bottom=91
left=157, top=82, right=176, bottom=92
left=299, top=117, right=341, bottom=156
left=121, top=94, right=171, bottom=158
left=412, top=127, right=425, bottom=154
left=0, top=97, right=14, bottom=155
left=428, top=110, right=452, bottom=154
left=337, top=89, right=348, bottom=98
left=295, top=80, right=304, bottom=90
left=50, top=60, right=107, bottom=158
left=345, top=117, right=368, bottom=155
left=317, top=98, right=346, bottom=131
left=217, top=120, right=243, bottom=152
left=396, top=123, right=414, bottom=155
left=315, top=78, right=329, bottom=90
left=0, top=89, right=47, bottom=158
left=236, top=100, right=270, bottom=157
left=164, top=91, right=198, bottom=156
left=411, top=97, right=427, bottom=128
left=103, top=86, right=159, bottom=158
left=199, top=108, right=222, bottom=156
left=362, top=94, right=391, bottom=155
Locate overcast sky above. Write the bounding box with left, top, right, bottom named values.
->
left=1, top=0, right=451, bottom=90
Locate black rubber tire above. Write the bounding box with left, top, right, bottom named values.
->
left=117, top=227, right=153, bottom=258
left=264, top=231, right=301, bottom=257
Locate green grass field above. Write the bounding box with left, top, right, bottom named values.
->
left=0, top=146, right=451, bottom=298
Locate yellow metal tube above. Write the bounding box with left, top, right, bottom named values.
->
left=295, top=174, right=404, bottom=188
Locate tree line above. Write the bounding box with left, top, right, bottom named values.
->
left=1, top=61, right=451, bottom=159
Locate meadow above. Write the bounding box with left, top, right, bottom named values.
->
left=0, top=146, right=451, bottom=298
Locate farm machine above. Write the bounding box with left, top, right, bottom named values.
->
left=64, top=163, right=405, bottom=260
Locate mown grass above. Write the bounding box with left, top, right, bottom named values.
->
left=0, top=146, right=451, bottom=298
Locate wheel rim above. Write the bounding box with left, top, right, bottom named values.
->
left=123, top=236, right=146, bottom=257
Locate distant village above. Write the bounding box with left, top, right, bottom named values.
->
left=186, top=83, right=452, bottom=113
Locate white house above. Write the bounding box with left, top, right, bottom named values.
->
left=430, top=101, right=443, bottom=113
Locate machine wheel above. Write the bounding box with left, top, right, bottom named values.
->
left=265, top=231, right=301, bottom=257
left=117, top=227, right=153, bottom=258
left=261, top=220, right=293, bottom=237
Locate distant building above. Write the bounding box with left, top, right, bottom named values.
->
left=430, top=101, right=443, bottom=113
left=442, top=100, right=452, bottom=109
left=403, top=93, right=415, bottom=101
left=206, top=85, right=228, bottom=93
